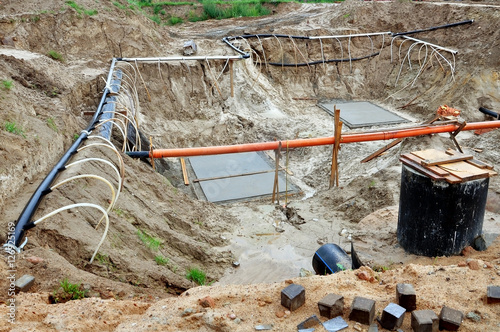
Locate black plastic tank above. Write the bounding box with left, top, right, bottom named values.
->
left=397, top=164, right=489, bottom=257
left=312, top=243, right=352, bottom=275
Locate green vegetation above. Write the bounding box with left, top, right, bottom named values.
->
left=1, top=80, right=13, bottom=91
left=47, top=117, right=58, bottom=132
left=155, top=255, right=169, bottom=266
left=110, top=0, right=343, bottom=25
left=167, top=16, right=183, bottom=25
left=94, top=253, right=117, bottom=270
left=4, top=121, right=26, bottom=138
left=113, top=1, right=127, bottom=10
left=113, top=207, right=124, bottom=216
left=65, top=1, right=85, bottom=14
left=137, top=229, right=162, bottom=250
left=373, top=265, right=391, bottom=272
left=72, top=133, right=80, bottom=141
left=336, top=263, right=346, bottom=271
left=65, top=1, right=98, bottom=16
left=149, top=14, right=161, bottom=24
left=186, top=267, right=206, bottom=285
left=47, top=50, right=63, bottom=62
left=85, top=9, right=98, bottom=16
left=52, top=278, right=87, bottom=303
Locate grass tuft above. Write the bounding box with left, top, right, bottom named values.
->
left=186, top=267, right=206, bottom=285
left=47, top=50, right=64, bottom=62
left=167, top=16, right=183, bottom=25
left=1, top=80, right=13, bottom=90
left=52, top=278, right=87, bottom=303
left=137, top=229, right=162, bottom=250
left=47, top=117, right=58, bottom=132
left=155, top=255, right=169, bottom=266
left=4, top=121, right=26, bottom=138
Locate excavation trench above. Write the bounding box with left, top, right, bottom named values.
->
left=4, top=11, right=500, bottom=296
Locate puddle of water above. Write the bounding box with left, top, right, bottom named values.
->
left=217, top=237, right=312, bottom=285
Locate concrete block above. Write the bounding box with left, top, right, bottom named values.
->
left=487, top=285, right=500, bottom=304
left=439, top=306, right=463, bottom=331
left=318, top=293, right=344, bottom=319
left=411, top=310, right=438, bottom=332
left=349, top=296, right=376, bottom=325
left=397, top=283, right=417, bottom=311
left=15, top=275, right=35, bottom=294
left=380, top=302, right=406, bottom=330
left=281, top=283, right=305, bottom=311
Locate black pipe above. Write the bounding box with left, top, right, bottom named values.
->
left=127, top=150, right=150, bottom=158
left=9, top=58, right=118, bottom=248
left=223, top=34, right=311, bottom=56
left=255, top=52, right=380, bottom=67
left=312, top=243, right=352, bottom=275
left=479, top=107, right=499, bottom=119
left=392, top=20, right=474, bottom=37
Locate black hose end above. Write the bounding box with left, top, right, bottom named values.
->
left=127, top=151, right=150, bottom=159
left=24, top=222, right=36, bottom=231
left=479, top=106, right=499, bottom=119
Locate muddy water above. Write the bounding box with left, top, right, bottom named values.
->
left=215, top=202, right=351, bottom=285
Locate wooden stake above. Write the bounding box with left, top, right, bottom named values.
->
left=329, top=107, right=342, bottom=188
left=180, top=158, right=189, bottom=186
left=229, top=60, right=234, bottom=98
left=272, top=142, right=281, bottom=204
left=361, top=115, right=440, bottom=163
left=194, top=169, right=287, bottom=183
left=149, top=136, right=155, bottom=171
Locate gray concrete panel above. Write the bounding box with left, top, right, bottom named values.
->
left=319, top=101, right=408, bottom=128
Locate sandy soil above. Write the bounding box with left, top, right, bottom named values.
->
left=0, top=0, right=500, bottom=331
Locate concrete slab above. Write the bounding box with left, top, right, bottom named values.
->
left=323, top=316, right=349, bottom=331
left=189, top=152, right=296, bottom=203
left=318, top=101, right=408, bottom=128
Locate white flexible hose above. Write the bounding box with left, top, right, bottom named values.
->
left=95, top=118, right=127, bottom=152
left=79, top=140, right=125, bottom=180
left=50, top=174, right=116, bottom=219
left=66, top=157, right=122, bottom=193
left=33, top=202, right=109, bottom=263
left=102, top=110, right=141, bottom=151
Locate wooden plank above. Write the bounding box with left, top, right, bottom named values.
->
left=330, top=107, right=342, bottom=188
left=180, top=158, right=189, bottom=186
left=193, top=169, right=285, bottom=183
left=402, top=153, right=450, bottom=176
left=439, top=161, right=491, bottom=182
left=400, top=156, right=446, bottom=181
left=411, top=149, right=473, bottom=166
left=361, top=138, right=404, bottom=163
left=400, top=154, right=462, bottom=184
left=361, top=116, right=440, bottom=163
left=420, top=154, right=473, bottom=166
left=446, top=149, right=494, bottom=170
left=229, top=60, right=234, bottom=98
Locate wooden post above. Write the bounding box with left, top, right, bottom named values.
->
left=229, top=60, right=234, bottom=98
left=272, top=142, right=281, bottom=204
left=149, top=136, right=155, bottom=171
left=329, top=107, right=342, bottom=188
left=180, top=158, right=189, bottom=186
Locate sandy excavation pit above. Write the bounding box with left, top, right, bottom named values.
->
left=1, top=1, right=500, bottom=331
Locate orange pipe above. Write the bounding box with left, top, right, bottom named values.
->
left=141, top=120, right=500, bottom=158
